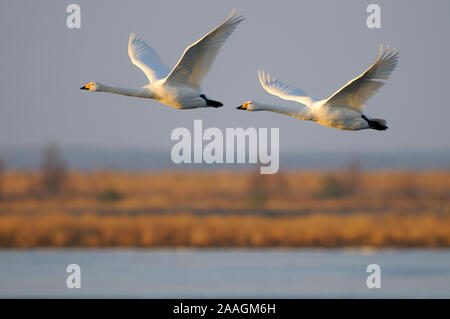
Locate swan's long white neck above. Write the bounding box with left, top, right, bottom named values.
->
left=96, top=83, right=153, bottom=98
left=252, top=102, right=311, bottom=120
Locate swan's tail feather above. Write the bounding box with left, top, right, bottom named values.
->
left=362, top=115, right=388, bottom=131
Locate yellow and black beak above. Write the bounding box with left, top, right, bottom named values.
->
left=80, top=83, right=93, bottom=90
left=236, top=104, right=247, bottom=110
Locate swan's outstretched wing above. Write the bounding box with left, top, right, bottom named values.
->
left=165, top=10, right=244, bottom=88
left=128, top=33, right=170, bottom=83
left=258, top=70, right=316, bottom=106
left=324, top=45, right=399, bottom=111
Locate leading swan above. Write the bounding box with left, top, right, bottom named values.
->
left=81, top=10, right=244, bottom=109
left=237, top=45, right=399, bottom=131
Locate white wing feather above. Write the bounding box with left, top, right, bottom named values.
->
left=258, top=70, right=316, bottom=106
left=324, top=45, right=399, bottom=111
left=128, top=33, right=170, bottom=83
left=165, top=10, right=244, bottom=88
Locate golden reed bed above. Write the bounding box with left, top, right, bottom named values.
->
left=1, top=212, right=449, bottom=248
left=0, top=170, right=449, bottom=248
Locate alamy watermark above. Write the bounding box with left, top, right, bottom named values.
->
left=366, top=264, right=381, bottom=289
left=170, top=120, right=279, bottom=174
left=366, top=4, right=381, bottom=29
left=66, top=4, right=81, bottom=29
left=66, top=264, right=81, bottom=289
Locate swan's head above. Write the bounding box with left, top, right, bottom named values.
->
left=80, top=82, right=100, bottom=91
left=236, top=101, right=257, bottom=111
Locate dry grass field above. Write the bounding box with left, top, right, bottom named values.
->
left=0, top=169, right=449, bottom=248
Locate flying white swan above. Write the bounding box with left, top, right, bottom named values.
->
left=81, top=10, right=244, bottom=109
left=237, top=45, right=399, bottom=131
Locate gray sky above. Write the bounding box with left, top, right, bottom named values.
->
left=1, top=0, right=449, bottom=153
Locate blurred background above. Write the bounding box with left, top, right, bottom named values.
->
left=0, top=0, right=449, bottom=298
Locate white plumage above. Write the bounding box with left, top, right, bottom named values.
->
left=128, top=33, right=170, bottom=83
left=238, top=45, right=399, bottom=131
left=81, top=10, right=244, bottom=109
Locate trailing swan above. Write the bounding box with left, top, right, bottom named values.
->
left=237, top=45, right=399, bottom=131
left=81, top=10, right=244, bottom=109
